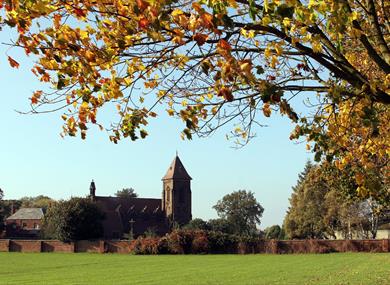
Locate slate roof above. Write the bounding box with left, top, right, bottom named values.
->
left=95, top=196, right=162, bottom=214
left=162, top=155, right=192, bottom=180
left=6, top=208, right=44, bottom=220
left=94, top=196, right=166, bottom=237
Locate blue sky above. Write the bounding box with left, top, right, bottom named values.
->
left=0, top=27, right=312, bottom=228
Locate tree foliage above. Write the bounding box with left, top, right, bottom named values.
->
left=183, top=218, right=210, bottom=231
left=213, top=190, right=264, bottom=236
left=284, top=161, right=390, bottom=239
left=284, top=161, right=329, bottom=239
left=42, top=197, right=104, bottom=241
left=263, top=224, right=285, bottom=239
left=115, top=188, right=138, bottom=199
left=19, top=195, right=55, bottom=211
left=1, top=0, right=389, bottom=199
left=0, top=188, right=4, bottom=233
left=183, top=217, right=236, bottom=234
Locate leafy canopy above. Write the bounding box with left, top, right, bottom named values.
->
left=115, top=188, right=138, bottom=199
left=42, top=197, right=104, bottom=241
left=284, top=161, right=389, bottom=239
left=213, top=190, right=264, bottom=236
left=1, top=0, right=389, bottom=199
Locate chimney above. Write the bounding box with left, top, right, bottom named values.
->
left=11, top=201, right=16, bottom=214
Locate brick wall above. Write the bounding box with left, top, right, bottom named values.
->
left=106, top=240, right=134, bottom=254
left=236, top=239, right=390, bottom=254
left=0, top=239, right=389, bottom=254
left=75, top=240, right=101, bottom=253
left=0, top=240, right=10, bottom=252
left=42, top=241, right=74, bottom=253
left=6, top=219, right=42, bottom=229
left=9, top=240, right=42, bottom=252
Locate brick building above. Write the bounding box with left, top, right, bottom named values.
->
left=91, top=155, right=192, bottom=238
left=6, top=208, right=44, bottom=239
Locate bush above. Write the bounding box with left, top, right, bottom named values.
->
left=132, top=230, right=241, bottom=254
left=166, top=230, right=195, bottom=254
left=157, top=237, right=170, bottom=254
left=133, top=237, right=160, bottom=254
left=207, top=231, right=238, bottom=253
left=191, top=232, right=209, bottom=254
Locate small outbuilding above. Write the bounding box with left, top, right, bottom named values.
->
left=6, top=208, right=44, bottom=239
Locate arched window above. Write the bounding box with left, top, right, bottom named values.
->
left=166, top=186, right=170, bottom=202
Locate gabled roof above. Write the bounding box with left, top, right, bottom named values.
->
left=162, top=155, right=192, bottom=180
left=95, top=196, right=162, bottom=214
left=6, top=208, right=44, bottom=220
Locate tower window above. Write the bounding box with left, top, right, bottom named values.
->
left=166, top=187, right=170, bottom=202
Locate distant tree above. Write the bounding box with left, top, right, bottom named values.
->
left=42, top=198, right=104, bottom=241
left=183, top=218, right=210, bottom=231
left=115, top=188, right=138, bottom=199
left=207, top=218, right=235, bottom=235
left=0, top=188, right=4, bottom=234
left=213, top=190, right=264, bottom=237
left=0, top=200, right=22, bottom=220
left=264, top=225, right=285, bottom=240
left=19, top=195, right=55, bottom=211
left=284, top=161, right=329, bottom=239
left=285, top=161, right=389, bottom=239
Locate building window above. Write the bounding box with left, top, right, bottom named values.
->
left=22, top=222, right=27, bottom=229
left=166, top=187, right=170, bottom=202
left=34, top=223, right=40, bottom=229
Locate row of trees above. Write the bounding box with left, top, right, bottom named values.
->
left=284, top=161, right=390, bottom=240
left=186, top=161, right=389, bottom=240
left=2, top=169, right=387, bottom=241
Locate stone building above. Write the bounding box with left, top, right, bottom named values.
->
left=90, top=155, right=192, bottom=239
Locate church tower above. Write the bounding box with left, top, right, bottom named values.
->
left=162, top=155, right=192, bottom=225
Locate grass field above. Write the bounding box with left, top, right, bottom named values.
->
left=0, top=253, right=389, bottom=285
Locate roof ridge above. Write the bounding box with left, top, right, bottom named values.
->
left=162, top=155, right=192, bottom=180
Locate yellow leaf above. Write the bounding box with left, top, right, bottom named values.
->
left=167, top=109, right=175, bottom=116
left=264, top=0, right=269, bottom=12
left=171, top=9, right=184, bottom=17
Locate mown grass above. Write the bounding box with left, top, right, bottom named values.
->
left=0, top=252, right=389, bottom=285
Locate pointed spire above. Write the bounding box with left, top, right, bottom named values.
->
left=162, top=155, right=192, bottom=180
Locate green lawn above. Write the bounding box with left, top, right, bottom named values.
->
left=0, top=253, right=389, bottom=285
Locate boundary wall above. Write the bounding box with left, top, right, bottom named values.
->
left=0, top=239, right=388, bottom=254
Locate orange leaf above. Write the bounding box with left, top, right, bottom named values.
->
left=201, top=13, right=214, bottom=29
left=136, top=0, right=149, bottom=11
left=8, top=56, right=20, bottom=69
left=193, top=34, right=208, bottom=46
left=218, top=39, right=231, bottom=51
left=218, top=87, right=234, bottom=102
left=74, top=8, right=86, bottom=18
left=138, top=17, right=149, bottom=29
